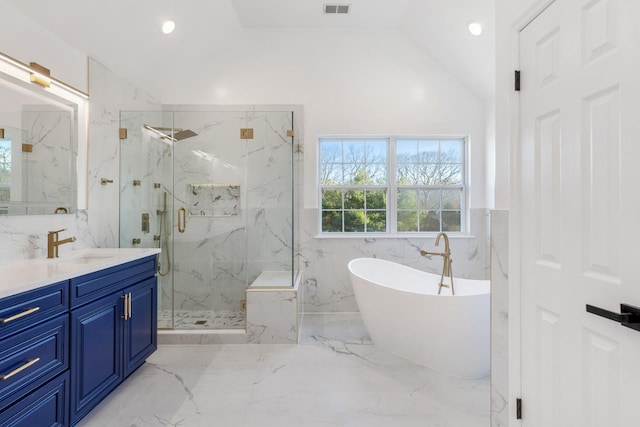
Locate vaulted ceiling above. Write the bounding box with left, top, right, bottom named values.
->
left=3, top=0, right=494, bottom=102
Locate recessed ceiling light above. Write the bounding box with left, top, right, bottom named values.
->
left=468, top=22, right=483, bottom=36
left=162, top=20, right=176, bottom=35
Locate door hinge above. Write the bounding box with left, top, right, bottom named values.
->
left=515, top=70, right=521, bottom=91
left=516, top=398, right=522, bottom=419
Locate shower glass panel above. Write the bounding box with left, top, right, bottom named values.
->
left=119, top=109, right=296, bottom=330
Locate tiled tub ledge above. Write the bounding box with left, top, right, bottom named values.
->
left=159, top=271, right=303, bottom=345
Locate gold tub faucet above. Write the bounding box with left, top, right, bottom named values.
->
left=420, top=232, right=454, bottom=295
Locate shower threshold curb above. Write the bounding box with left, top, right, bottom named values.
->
left=158, top=328, right=249, bottom=345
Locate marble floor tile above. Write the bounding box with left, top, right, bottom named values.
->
left=78, top=313, right=489, bottom=427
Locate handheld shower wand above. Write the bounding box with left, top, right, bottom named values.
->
left=157, top=191, right=171, bottom=276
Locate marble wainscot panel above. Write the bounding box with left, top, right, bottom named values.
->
left=298, top=207, right=490, bottom=312
left=490, top=210, right=509, bottom=427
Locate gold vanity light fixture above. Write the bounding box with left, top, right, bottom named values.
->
left=0, top=50, right=88, bottom=100
left=29, top=62, right=51, bottom=88
left=0, top=128, right=4, bottom=139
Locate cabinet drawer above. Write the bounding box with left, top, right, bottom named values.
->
left=0, top=314, right=68, bottom=407
left=0, top=281, right=69, bottom=340
left=70, top=256, right=156, bottom=308
left=0, top=372, right=68, bottom=427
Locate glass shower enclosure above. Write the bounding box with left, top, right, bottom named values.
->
left=119, top=109, right=297, bottom=330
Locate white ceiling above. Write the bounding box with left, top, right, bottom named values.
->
left=3, top=0, right=494, bottom=102
left=232, top=0, right=410, bottom=28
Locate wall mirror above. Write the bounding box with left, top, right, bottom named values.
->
left=0, top=55, right=88, bottom=215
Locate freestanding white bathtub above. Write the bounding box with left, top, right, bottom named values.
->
left=348, top=257, right=490, bottom=378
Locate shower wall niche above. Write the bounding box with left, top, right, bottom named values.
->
left=119, top=108, right=298, bottom=330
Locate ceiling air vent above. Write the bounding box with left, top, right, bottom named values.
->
left=324, top=4, right=350, bottom=14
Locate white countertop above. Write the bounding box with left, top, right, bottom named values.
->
left=0, top=248, right=161, bottom=300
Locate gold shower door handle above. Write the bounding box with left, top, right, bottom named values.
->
left=178, top=207, right=186, bottom=233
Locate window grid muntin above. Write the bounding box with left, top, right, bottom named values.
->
left=319, top=136, right=466, bottom=234
left=320, top=185, right=388, bottom=233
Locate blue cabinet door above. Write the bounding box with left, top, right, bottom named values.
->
left=0, top=372, right=69, bottom=427
left=70, top=292, right=123, bottom=424
left=123, top=277, right=157, bottom=377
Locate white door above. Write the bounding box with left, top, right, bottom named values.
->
left=520, top=0, right=640, bottom=425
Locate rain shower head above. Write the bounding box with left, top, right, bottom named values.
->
left=173, top=129, right=198, bottom=141
left=143, top=125, right=198, bottom=141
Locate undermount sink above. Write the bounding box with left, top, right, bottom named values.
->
left=57, top=253, right=117, bottom=265
left=49, top=249, right=123, bottom=271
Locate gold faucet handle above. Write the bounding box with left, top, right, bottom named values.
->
left=48, top=228, right=67, bottom=234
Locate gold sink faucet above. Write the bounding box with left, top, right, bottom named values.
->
left=420, top=232, right=455, bottom=295
left=47, top=228, right=76, bottom=258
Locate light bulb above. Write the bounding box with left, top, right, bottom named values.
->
left=162, top=20, right=176, bottom=35
left=468, top=22, right=483, bottom=36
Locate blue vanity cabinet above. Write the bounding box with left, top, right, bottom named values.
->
left=69, top=290, right=123, bottom=423
left=69, top=256, right=157, bottom=426
left=123, top=277, right=157, bottom=377
left=0, top=281, right=70, bottom=427
left=0, top=372, right=69, bottom=427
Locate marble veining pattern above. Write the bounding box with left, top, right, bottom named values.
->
left=298, top=208, right=491, bottom=313
left=188, top=183, right=240, bottom=217
left=78, top=313, right=489, bottom=427
left=490, top=210, right=508, bottom=427
left=118, top=108, right=297, bottom=318
left=246, top=289, right=298, bottom=344
left=88, top=58, right=161, bottom=249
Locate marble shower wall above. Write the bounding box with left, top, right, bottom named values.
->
left=298, top=208, right=490, bottom=313
left=87, top=59, right=161, bottom=249
left=118, top=110, right=167, bottom=250
left=164, top=108, right=297, bottom=314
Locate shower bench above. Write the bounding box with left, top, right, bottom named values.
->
left=245, top=270, right=302, bottom=344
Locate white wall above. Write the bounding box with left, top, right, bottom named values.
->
left=0, top=1, right=87, bottom=92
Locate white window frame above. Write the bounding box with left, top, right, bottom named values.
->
left=318, top=135, right=468, bottom=236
